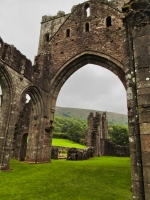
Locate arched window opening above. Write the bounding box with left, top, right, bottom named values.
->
left=0, top=84, right=2, bottom=107
left=106, top=16, right=112, bottom=27
left=26, top=94, right=31, bottom=103
left=85, top=23, right=89, bottom=32
left=45, top=33, right=49, bottom=42
left=66, top=29, right=70, bottom=37
left=85, top=3, right=90, bottom=17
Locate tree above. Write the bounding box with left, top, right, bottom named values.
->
left=67, top=124, right=85, bottom=143
left=108, top=125, right=129, bottom=146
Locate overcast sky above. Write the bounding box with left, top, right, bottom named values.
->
left=0, top=0, right=127, bottom=114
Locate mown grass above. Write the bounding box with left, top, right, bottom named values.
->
left=0, top=157, right=132, bottom=200
left=52, top=138, right=86, bottom=149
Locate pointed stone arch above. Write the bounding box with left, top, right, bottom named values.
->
left=49, top=51, right=126, bottom=112
left=12, top=86, right=51, bottom=163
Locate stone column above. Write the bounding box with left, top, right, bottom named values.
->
left=0, top=63, right=12, bottom=171
left=133, top=26, right=150, bottom=200
left=123, top=1, right=150, bottom=199
left=95, top=112, right=101, bottom=156
left=102, top=112, right=109, bottom=139
left=85, top=112, right=94, bottom=147
left=25, top=115, right=52, bottom=163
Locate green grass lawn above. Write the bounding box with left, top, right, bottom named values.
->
left=0, top=157, right=132, bottom=200
left=52, top=138, right=86, bottom=149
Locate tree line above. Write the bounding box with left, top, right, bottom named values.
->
left=53, top=116, right=129, bottom=146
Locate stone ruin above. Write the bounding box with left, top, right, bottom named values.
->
left=1, top=0, right=150, bottom=198
left=51, top=112, right=129, bottom=161
left=51, top=146, right=94, bottom=161
left=67, top=147, right=94, bottom=161
left=85, top=112, right=130, bottom=157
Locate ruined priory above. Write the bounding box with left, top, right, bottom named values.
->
left=0, top=0, right=150, bottom=199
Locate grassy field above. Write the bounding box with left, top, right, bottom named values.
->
left=0, top=157, right=132, bottom=200
left=52, top=138, right=86, bottom=149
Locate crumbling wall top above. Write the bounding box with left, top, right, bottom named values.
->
left=107, top=0, right=126, bottom=11
left=41, top=0, right=126, bottom=23
left=42, top=11, right=69, bottom=23
left=2, top=43, right=33, bottom=81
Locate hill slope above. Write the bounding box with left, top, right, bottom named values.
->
left=55, top=106, right=128, bottom=126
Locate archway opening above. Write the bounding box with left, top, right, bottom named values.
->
left=52, top=63, right=128, bottom=159
left=12, top=87, right=43, bottom=162
left=56, top=64, right=127, bottom=114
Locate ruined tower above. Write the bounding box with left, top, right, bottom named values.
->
left=85, top=112, right=108, bottom=156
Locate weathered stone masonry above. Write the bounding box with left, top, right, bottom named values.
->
left=85, top=112, right=108, bottom=156
left=1, top=0, right=150, bottom=199
left=85, top=112, right=129, bottom=157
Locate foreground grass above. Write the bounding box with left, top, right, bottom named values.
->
left=0, top=157, right=132, bottom=200
left=52, top=138, right=86, bottom=149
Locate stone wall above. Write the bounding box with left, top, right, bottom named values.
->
left=67, top=147, right=94, bottom=161
left=51, top=146, right=94, bottom=160
left=101, top=139, right=130, bottom=157
left=0, top=42, right=53, bottom=169
left=2, top=43, right=33, bottom=81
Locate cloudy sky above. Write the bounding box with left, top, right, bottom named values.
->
left=0, top=0, right=127, bottom=114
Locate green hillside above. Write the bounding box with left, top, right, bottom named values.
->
left=55, top=106, right=128, bottom=126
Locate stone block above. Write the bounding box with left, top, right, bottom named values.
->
left=131, top=180, right=145, bottom=199
left=142, top=152, right=150, bottom=167
left=143, top=167, right=150, bottom=183
left=140, top=123, right=150, bottom=135
left=141, top=134, right=150, bottom=152
left=131, top=165, right=144, bottom=182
